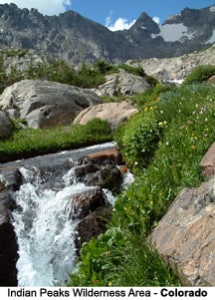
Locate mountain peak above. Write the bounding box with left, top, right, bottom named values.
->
left=0, top=4, right=214, bottom=64
left=130, top=12, right=159, bottom=33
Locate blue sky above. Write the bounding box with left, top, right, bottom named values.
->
left=69, top=0, right=215, bottom=30
left=0, top=1, right=214, bottom=30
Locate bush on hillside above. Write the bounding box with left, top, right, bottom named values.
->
left=115, top=111, right=161, bottom=169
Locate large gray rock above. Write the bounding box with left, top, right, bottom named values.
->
left=0, top=80, right=102, bottom=129
left=93, top=69, right=150, bottom=97
left=73, top=101, right=138, bottom=130
left=150, top=177, right=215, bottom=286
left=0, top=110, right=13, bottom=140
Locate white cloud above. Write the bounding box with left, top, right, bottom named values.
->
left=105, top=11, right=135, bottom=31
left=0, top=0, right=72, bottom=16
left=153, top=16, right=160, bottom=24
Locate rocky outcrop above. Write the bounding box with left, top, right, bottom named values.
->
left=93, top=69, right=150, bottom=97
left=0, top=110, right=13, bottom=140
left=150, top=176, right=215, bottom=286
left=128, top=44, right=215, bottom=83
left=0, top=79, right=102, bottom=129
left=73, top=101, right=138, bottom=130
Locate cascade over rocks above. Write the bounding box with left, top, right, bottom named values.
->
left=75, top=149, right=123, bottom=193
left=70, top=187, right=106, bottom=219
left=0, top=143, right=127, bottom=285
left=0, top=79, right=102, bottom=129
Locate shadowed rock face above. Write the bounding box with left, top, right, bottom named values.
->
left=150, top=177, right=215, bottom=286
left=0, top=80, right=102, bottom=128
left=0, top=204, right=18, bottom=286
left=0, top=111, right=13, bottom=140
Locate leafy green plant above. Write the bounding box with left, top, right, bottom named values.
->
left=115, top=111, right=161, bottom=168
left=93, top=60, right=118, bottom=74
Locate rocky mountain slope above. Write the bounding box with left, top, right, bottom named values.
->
left=0, top=3, right=215, bottom=64
left=128, top=44, right=215, bottom=83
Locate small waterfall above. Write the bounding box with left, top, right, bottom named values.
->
left=6, top=143, right=134, bottom=287
left=12, top=166, right=87, bottom=286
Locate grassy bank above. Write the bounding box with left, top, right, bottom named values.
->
left=70, top=80, right=215, bottom=286
left=0, top=118, right=113, bottom=163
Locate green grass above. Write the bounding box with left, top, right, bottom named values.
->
left=70, top=82, right=215, bottom=286
left=0, top=118, right=113, bottom=163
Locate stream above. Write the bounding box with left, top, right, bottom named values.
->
left=0, top=142, right=134, bottom=286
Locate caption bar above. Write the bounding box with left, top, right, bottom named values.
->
left=0, top=287, right=213, bottom=299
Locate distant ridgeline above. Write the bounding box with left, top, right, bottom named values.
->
left=0, top=3, right=215, bottom=64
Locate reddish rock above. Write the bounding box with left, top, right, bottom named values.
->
left=150, top=177, right=215, bottom=286
left=84, top=148, right=121, bottom=165
left=200, top=142, right=215, bottom=178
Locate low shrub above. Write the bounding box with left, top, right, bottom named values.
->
left=115, top=111, right=161, bottom=168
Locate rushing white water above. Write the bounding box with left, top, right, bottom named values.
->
left=8, top=142, right=134, bottom=287
left=11, top=166, right=102, bottom=287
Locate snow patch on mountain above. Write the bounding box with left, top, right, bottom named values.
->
left=151, top=23, right=195, bottom=42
